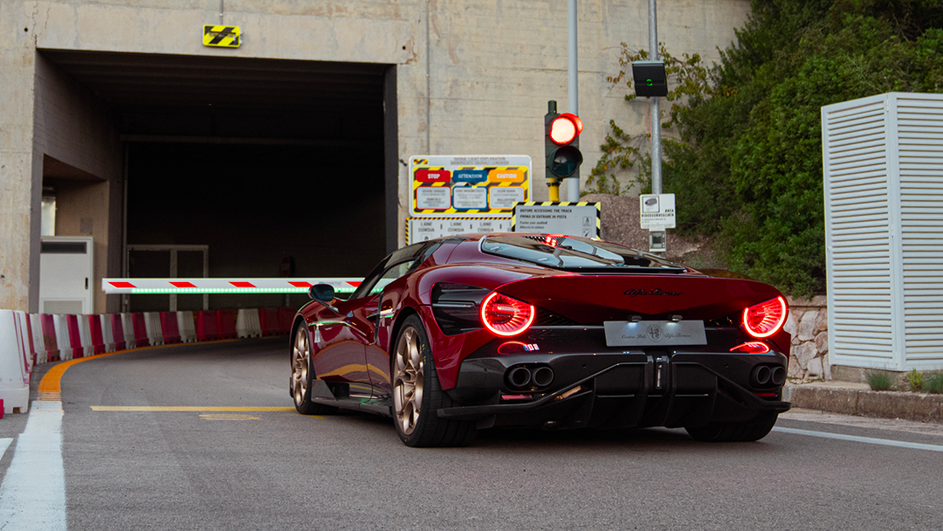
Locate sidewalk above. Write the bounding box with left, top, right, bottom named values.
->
left=784, top=380, right=943, bottom=424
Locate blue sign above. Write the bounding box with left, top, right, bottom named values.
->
left=452, top=169, right=489, bottom=184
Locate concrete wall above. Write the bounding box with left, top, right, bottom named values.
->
left=0, top=0, right=751, bottom=312
left=0, top=3, right=40, bottom=313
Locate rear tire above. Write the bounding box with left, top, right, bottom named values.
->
left=291, top=325, right=337, bottom=415
left=392, top=315, right=477, bottom=447
left=685, top=413, right=778, bottom=442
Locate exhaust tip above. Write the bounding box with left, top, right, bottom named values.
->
left=771, top=366, right=786, bottom=386
left=532, top=366, right=554, bottom=387
left=752, top=365, right=771, bottom=386
left=507, top=366, right=532, bottom=389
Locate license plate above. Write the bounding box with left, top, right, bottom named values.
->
left=604, top=320, right=707, bottom=347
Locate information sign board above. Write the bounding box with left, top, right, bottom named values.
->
left=512, top=202, right=600, bottom=238
left=406, top=217, right=512, bottom=244
left=409, top=155, right=531, bottom=217
left=639, top=194, right=676, bottom=230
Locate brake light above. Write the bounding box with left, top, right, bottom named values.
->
left=729, top=341, right=771, bottom=354
left=480, top=292, right=535, bottom=337
left=742, top=296, right=788, bottom=339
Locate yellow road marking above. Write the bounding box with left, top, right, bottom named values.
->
left=91, top=406, right=295, bottom=412
left=199, top=414, right=259, bottom=420
left=37, top=339, right=239, bottom=398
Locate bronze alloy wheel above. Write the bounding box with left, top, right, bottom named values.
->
left=291, top=326, right=310, bottom=408
left=390, top=315, right=476, bottom=447
left=393, top=325, right=424, bottom=435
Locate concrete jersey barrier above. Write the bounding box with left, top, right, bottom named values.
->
left=0, top=310, right=31, bottom=414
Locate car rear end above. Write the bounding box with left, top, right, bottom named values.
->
left=426, top=235, right=791, bottom=433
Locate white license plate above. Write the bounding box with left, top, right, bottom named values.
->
left=604, top=320, right=707, bottom=347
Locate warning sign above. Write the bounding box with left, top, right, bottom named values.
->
left=202, top=25, right=242, bottom=47
left=409, top=155, right=532, bottom=217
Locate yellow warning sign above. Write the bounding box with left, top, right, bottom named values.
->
left=409, top=155, right=532, bottom=217
left=203, top=25, right=242, bottom=48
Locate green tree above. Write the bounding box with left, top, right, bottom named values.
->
left=593, top=0, right=943, bottom=297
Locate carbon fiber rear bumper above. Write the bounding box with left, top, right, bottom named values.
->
left=439, top=351, right=790, bottom=429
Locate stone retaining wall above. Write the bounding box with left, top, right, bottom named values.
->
left=784, top=296, right=829, bottom=380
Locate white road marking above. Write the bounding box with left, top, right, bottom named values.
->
left=773, top=426, right=943, bottom=453
left=0, top=439, right=11, bottom=460
left=0, top=401, right=66, bottom=531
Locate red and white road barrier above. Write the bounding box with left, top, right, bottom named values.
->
left=195, top=311, right=220, bottom=341
left=143, top=312, right=164, bottom=347
left=0, top=310, right=31, bottom=414
left=218, top=310, right=237, bottom=339
left=106, top=314, right=126, bottom=352
left=28, top=314, right=45, bottom=365
left=101, top=278, right=362, bottom=295
left=177, top=311, right=197, bottom=343
left=40, top=314, right=60, bottom=363
left=53, top=315, right=75, bottom=361
left=87, top=315, right=107, bottom=355
left=159, top=312, right=181, bottom=345
left=0, top=306, right=301, bottom=401
left=236, top=309, right=262, bottom=338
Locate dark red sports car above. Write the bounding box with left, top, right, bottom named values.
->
left=289, top=233, right=790, bottom=447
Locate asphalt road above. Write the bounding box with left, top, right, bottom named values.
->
left=2, top=338, right=943, bottom=530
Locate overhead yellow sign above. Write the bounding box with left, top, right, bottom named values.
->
left=203, top=25, right=241, bottom=48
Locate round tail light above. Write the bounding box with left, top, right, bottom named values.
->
left=742, top=296, right=788, bottom=339
left=480, top=292, right=535, bottom=337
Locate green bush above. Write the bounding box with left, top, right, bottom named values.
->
left=906, top=368, right=924, bottom=392
left=592, top=0, right=943, bottom=297
left=926, top=372, right=943, bottom=395
left=865, top=370, right=893, bottom=392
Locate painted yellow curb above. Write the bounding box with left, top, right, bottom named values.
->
left=37, top=340, right=239, bottom=397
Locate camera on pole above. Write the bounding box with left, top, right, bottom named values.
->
left=631, top=60, right=668, bottom=98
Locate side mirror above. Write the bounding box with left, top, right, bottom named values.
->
left=308, top=284, right=336, bottom=302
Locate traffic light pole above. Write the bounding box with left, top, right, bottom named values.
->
left=567, top=0, right=580, bottom=202
left=649, top=0, right=662, bottom=196
left=547, top=100, right=562, bottom=202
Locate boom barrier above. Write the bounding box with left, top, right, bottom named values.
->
left=102, top=278, right=363, bottom=295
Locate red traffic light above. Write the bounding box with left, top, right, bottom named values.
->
left=549, top=113, right=583, bottom=145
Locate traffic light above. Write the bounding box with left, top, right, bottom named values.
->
left=544, top=101, right=583, bottom=200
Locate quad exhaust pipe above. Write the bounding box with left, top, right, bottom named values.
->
left=506, top=365, right=554, bottom=390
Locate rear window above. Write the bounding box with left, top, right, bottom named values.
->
left=480, top=235, right=686, bottom=273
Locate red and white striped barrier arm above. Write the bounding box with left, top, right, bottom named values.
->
left=102, top=278, right=363, bottom=295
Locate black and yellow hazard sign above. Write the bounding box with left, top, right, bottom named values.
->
left=203, top=25, right=241, bottom=48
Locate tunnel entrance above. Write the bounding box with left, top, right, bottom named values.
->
left=41, top=50, right=395, bottom=311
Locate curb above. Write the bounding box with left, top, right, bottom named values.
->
left=785, top=384, right=943, bottom=424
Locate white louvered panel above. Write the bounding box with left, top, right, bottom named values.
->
left=898, top=94, right=943, bottom=367
left=823, top=94, right=895, bottom=369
